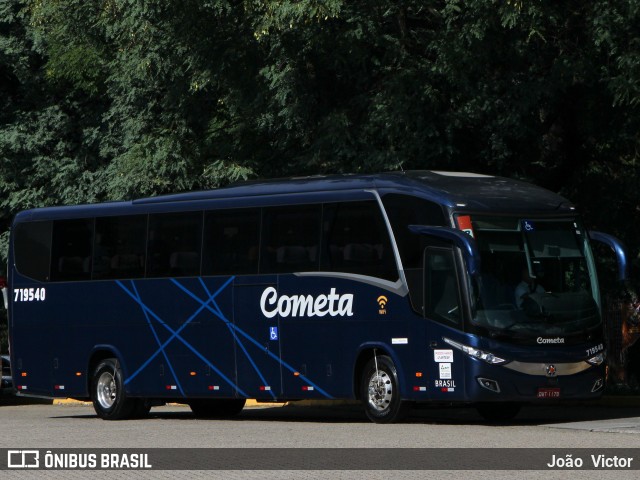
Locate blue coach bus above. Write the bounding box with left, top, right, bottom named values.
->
left=6, top=171, right=627, bottom=422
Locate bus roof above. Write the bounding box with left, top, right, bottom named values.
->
left=136, top=170, right=573, bottom=211
left=13, top=171, right=574, bottom=222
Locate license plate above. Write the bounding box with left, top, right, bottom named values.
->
left=537, top=387, right=560, bottom=399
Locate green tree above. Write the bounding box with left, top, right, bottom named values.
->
left=0, top=0, right=107, bottom=265
left=2, top=0, right=640, bottom=267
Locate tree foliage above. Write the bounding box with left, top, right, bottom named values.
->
left=2, top=0, right=640, bottom=267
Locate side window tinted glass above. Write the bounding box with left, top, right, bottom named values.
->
left=202, top=209, right=260, bottom=276
left=147, top=212, right=202, bottom=277
left=51, top=219, right=93, bottom=282
left=93, top=215, right=147, bottom=279
left=14, top=221, right=53, bottom=282
left=382, top=194, right=446, bottom=269
left=321, top=201, right=397, bottom=281
left=261, top=206, right=321, bottom=274
left=425, top=247, right=461, bottom=325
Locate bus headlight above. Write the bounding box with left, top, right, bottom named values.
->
left=586, top=352, right=606, bottom=366
left=443, top=338, right=510, bottom=365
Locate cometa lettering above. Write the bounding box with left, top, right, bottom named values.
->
left=260, top=287, right=354, bottom=318
left=537, top=337, right=565, bottom=344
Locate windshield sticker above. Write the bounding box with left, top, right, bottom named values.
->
left=457, top=215, right=475, bottom=238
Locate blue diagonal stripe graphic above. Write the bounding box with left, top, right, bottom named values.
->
left=116, top=278, right=247, bottom=397
left=196, top=278, right=276, bottom=400
left=171, top=279, right=334, bottom=399
left=130, top=281, right=185, bottom=397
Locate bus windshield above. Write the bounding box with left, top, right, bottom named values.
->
left=465, top=215, right=601, bottom=341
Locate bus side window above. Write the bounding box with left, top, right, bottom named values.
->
left=92, top=215, right=147, bottom=280
left=50, top=219, right=93, bottom=282
left=381, top=194, right=446, bottom=269
left=202, top=209, right=260, bottom=276
left=260, top=206, right=321, bottom=274
left=321, top=201, right=397, bottom=281
left=14, top=221, right=53, bottom=282
left=382, top=193, right=447, bottom=313
left=147, top=212, right=202, bottom=278
left=424, top=247, right=461, bottom=326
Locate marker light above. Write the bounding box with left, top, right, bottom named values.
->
left=443, top=338, right=510, bottom=365
left=586, top=352, right=606, bottom=366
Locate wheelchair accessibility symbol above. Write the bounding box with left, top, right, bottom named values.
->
left=523, top=221, right=534, bottom=231
left=269, top=326, right=278, bottom=341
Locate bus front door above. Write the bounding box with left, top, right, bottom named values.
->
left=423, top=246, right=466, bottom=401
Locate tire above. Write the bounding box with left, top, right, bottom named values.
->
left=360, top=355, right=411, bottom=424
left=189, top=399, right=246, bottom=418
left=91, top=358, right=136, bottom=420
left=476, top=402, right=522, bottom=423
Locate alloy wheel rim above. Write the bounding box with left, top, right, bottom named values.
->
left=367, top=370, right=392, bottom=411
left=96, top=371, right=116, bottom=409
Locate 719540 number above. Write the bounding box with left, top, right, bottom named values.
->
left=14, top=287, right=46, bottom=302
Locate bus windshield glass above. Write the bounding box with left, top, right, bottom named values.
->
left=464, top=215, right=601, bottom=341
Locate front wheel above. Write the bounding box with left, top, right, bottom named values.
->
left=91, top=358, right=136, bottom=420
left=360, top=355, right=411, bottom=423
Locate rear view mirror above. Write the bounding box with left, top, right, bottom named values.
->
left=409, top=225, right=481, bottom=276
left=589, top=231, right=628, bottom=282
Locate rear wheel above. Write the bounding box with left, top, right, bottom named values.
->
left=476, top=402, right=522, bottom=422
left=360, top=355, right=411, bottom=423
left=189, top=399, right=246, bottom=418
left=91, top=358, right=136, bottom=420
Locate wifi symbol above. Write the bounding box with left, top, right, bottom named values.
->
left=377, top=295, right=388, bottom=309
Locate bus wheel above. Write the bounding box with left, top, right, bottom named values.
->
left=476, top=402, right=521, bottom=422
left=189, top=399, right=246, bottom=418
left=91, top=358, right=136, bottom=420
left=361, top=355, right=411, bottom=423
